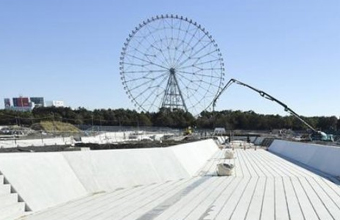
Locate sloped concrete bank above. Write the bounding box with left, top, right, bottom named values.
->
left=0, top=139, right=218, bottom=213
left=269, top=139, right=340, bottom=177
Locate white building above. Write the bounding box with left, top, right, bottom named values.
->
left=45, top=100, right=65, bottom=107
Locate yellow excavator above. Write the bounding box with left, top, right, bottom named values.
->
left=212, top=78, right=334, bottom=142
left=184, top=126, right=192, bottom=136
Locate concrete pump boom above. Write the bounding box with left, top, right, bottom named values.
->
left=212, top=78, right=318, bottom=133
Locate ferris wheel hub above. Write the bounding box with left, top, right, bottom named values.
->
left=169, top=68, right=175, bottom=74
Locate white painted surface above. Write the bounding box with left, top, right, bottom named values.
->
left=170, top=139, right=218, bottom=176
left=0, top=139, right=219, bottom=213
left=269, top=140, right=340, bottom=177
left=62, top=148, right=190, bottom=192
left=0, top=153, right=88, bottom=211
left=20, top=148, right=340, bottom=220
left=0, top=137, right=73, bottom=148
left=0, top=203, right=25, bottom=220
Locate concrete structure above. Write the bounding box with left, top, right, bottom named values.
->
left=3, top=97, right=65, bottom=111
left=269, top=139, right=340, bottom=177
left=29, top=97, right=44, bottom=107
left=4, top=97, right=33, bottom=112
left=45, top=100, right=64, bottom=107
left=0, top=131, right=168, bottom=148
left=0, top=139, right=217, bottom=217
left=0, top=137, right=74, bottom=148
left=0, top=139, right=339, bottom=219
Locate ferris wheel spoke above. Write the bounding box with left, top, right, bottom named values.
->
left=178, top=58, right=222, bottom=70
left=172, top=20, right=183, bottom=66
left=177, top=40, right=212, bottom=67
left=174, top=26, right=200, bottom=65
left=122, top=62, right=158, bottom=68
left=135, top=30, right=174, bottom=68
left=139, top=86, right=164, bottom=110
left=124, top=72, right=168, bottom=83
left=123, top=69, right=166, bottom=74
left=125, top=54, right=169, bottom=70
left=129, top=40, right=169, bottom=68
left=128, top=72, right=168, bottom=92
left=175, top=77, right=209, bottom=108
left=135, top=85, right=161, bottom=103
left=133, top=74, right=168, bottom=103
left=161, top=24, right=175, bottom=67
left=144, top=25, right=172, bottom=67
left=176, top=69, right=222, bottom=79
left=183, top=47, right=220, bottom=67
left=171, top=22, right=192, bottom=63
left=187, top=34, right=208, bottom=57
left=161, top=20, right=171, bottom=51
left=144, top=26, right=175, bottom=68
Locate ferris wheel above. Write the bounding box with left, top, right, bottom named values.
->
left=120, top=14, right=225, bottom=116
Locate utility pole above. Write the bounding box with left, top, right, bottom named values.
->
left=91, top=113, right=94, bottom=135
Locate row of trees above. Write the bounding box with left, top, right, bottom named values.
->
left=0, top=107, right=338, bottom=132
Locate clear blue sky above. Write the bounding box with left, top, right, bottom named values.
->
left=1, top=0, right=339, bottom=117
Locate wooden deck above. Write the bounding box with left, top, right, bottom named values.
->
left=21, top=148, right=340, bottom=220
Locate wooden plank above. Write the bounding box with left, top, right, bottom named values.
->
left=120, top=178, right=201, bottom=220
left=25, top=184, right=151, bottom=220
left=260, top=177, right=275, bottom=220
left=67, top=180, right=182, bottom=220
left=254, top=151, right=281, bottom=177
left=289, top=177, right=318, bottom=220
left=244, top=150, right=267, bottom=177
left=282, top=177, right=304, bottom=220
left=274, top=177, right=290, bottom=220
left=230, top=177, right=259, bottom=220
left=104, top=178, right=202, bottom=220
left=244, top=177, right=266, bottom=220
left=154, top=177, right=218, bottom=220
left=240, top=150, right=258, bottom=177
left=195, top=150, right=223, bottom=176
left=198, top=177, right=243, bottom=220
left=310, top=178, right=340, bottom=219
left=237, top=150, right=252, bottom=177
left=177, top=177, right=234, bottom=220
left=214, top=177, right=251, bottom=220
left=298, top=177, right=334, bottom=220
left=251, top=151, right=276, bottom=178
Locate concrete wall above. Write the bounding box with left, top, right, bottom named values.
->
left=0, top=153, right=87, bottom=211
left=0, top=139, right=219, bottom=212
left=169, top=139, right=218, bottom=176
left=269, top=140, right=340, bottom=177
left=62, top=148, right=190, bottom=193
left=0, top=137, right=74, bottom=148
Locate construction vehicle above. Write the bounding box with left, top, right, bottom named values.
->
left=183, top=126, right=192, bottom=136
left=212, top=78, right=334, bottom=142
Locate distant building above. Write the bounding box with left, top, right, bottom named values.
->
left=30, top=97, right=45, bottom=107
left=4, top=98, right=10, bottom=108
left=3, top=96, right=65, bottom=111
left=13, top=97, right=30, bottom=107
left=52, top=100, right=64, bottom=107
left=45, top=100, right=65, bottom=107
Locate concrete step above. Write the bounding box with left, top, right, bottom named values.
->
left=0, top=202, right=25, bottom=220
left=0, top=211, right=27, bottom=220
left=0, top=193, right=18, bottom=206
left=0, top=184, right=11, bottom=195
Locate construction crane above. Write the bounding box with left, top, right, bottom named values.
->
left=212, top=78, right=333, bottom=142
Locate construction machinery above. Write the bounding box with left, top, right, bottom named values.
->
left=212, top=78, right=334, bottom=142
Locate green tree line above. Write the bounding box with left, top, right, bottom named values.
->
left=0, top=107, right=338, bottom=132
